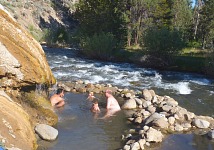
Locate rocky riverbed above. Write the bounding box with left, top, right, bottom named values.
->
left=56, top=80, right=214, bottom=150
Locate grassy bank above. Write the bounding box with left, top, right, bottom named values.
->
left=113, top=47, right=213, bottom=77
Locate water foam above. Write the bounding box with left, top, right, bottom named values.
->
left=172, top=82, right=192, bottom=95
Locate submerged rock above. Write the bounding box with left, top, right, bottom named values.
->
left=193, top=118, right=210, bottom=129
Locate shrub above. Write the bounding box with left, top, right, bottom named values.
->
left=205, top=49, right=214, bottom=76
left=80, top=32, right=117, bottom=60
left=42, top=27, right=70, bottom=46
left=143, top=27, right=185, bottom=59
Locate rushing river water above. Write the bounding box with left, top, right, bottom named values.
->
left=39, top=47, right=214, bottom=150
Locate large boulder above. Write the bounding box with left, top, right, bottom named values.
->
left=0, top=91, right=37, bottom=150
left=35, top=124, right=58, bottom=141
left=0, top=4, right=55, bottom=88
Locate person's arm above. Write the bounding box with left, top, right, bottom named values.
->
left=106, top=98, right=112, bottom=109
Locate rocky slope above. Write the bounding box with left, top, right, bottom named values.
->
left=0, top=0, right=77, bottom=41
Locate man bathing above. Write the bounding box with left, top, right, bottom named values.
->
left=104, top=89, right=121, bottom=117
left=50, top=88, right=65, bottom=108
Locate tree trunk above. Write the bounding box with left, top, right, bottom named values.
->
left=193, top=0, right=203, bottom=39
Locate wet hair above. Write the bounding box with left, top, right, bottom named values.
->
left=105, top=89, right=112, bottom=94
left=56, top=88, right=64, bottom=95
left=93, top=98, right=99, bottom=104
left=94, top=101, right=98, bottom=104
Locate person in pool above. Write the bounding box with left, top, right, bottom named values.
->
left=50, top=88, right=65, bottom=108
left=90, top=100, right=100, bottom=113
left=103, top=89, right=121, bottom=118
left=87, top=92, right=95, bottom=101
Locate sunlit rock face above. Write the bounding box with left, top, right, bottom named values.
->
left=0, top=91, right=37, bottom=150
left=0, top=4, right=56, bottom=88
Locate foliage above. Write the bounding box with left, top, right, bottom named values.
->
left=43, top=27, right=70, bottom=46
left=197, top=0, right=214, bottom=49
left=204, top=49, right=214, bottom=76
left=124, top=0, right=173, bottom=47
left=143, top=27, right=184, bottom=58
left=80, top=32, right=117, bottom=60
left=171, top=0, right=193, bottom=41
left=74, top=0, right=126, bottom=43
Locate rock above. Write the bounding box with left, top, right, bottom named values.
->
left=128, top=118, right=135, bottom=122
left=0, top=92, right=36, bottom=150
left=175, top=107, right=188, bottom=121
left=153, top=117, right=169, bottom=129
left=142, top=101, right=152, bottom=108
left=149, top=90, right=156, bottom=97
left=165, top=97, right=178, bottom=107
left=162, top=105, right=172, bottom=112
left=208, top=130, right=214, bottom=139
left=35, top=124, right=58, bottom=141
left=0, top=5, right=55, bottom=87
left=125, top=93, right=132, bottom=98
left=145, top=142, right=150, bottom=147
left=139, top=130, right=144, bottom=134
left=122, top=99, right=137, bottom=109
left=131, top=142, right=140, bottom=150
left=181, top=122, right=192, bottom=129
left=144, top=113, right=163, bottom=125
left=135, top=117, right=143, bottom=124
left=135, top=98, right=143, bottom=105
left=125, top=134, right=132, bottom=140
left=147, top=106, right=156, bottom=113
left=57, top=83, right=71, bottom=92
left=174, top=124, right=184, bottom=132
left=142, top=89, right=152, bottom=101
left=138, top=139, right=146, bottom=150
left=123, top=145, right=131, bottom=150
left=7, top=148, right=22, bottom=150
left=152, top=96, right=158, bottom=103
left=146, top=127, right=163, bottom=143
left=141, top=110, right=151, bottom=118
left=193, top=119, right=210, bottom=129
left=168, top=117, right=175, bottom=125
left=126, top=140, right=135, bottom=145
left=143, top=126, right=150, bottom=132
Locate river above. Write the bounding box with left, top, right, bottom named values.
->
left=38, top=47, right=214, bottom=150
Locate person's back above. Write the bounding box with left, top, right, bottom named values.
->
left=105, top=90, right=121, bottom=111
left=50, top=88, right=65, bottom=108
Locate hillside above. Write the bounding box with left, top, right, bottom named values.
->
left=0, top=0, right=77, bottom=42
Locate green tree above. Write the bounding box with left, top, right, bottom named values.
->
left=125, top=0, right=173, bottom=47
left=198, top=0, right=214, bottom=49
left=143, top=27, right=184, bottom=59
left=74, top=0, right=126, bottom=42
left=80, top=32, right=117, bottom=60
left=171, top=0, right=193, bottom=41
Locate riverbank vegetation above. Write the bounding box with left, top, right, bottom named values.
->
left=2, top=0, right=213, bottom=76
left=73, top=0, right=214, bottom=76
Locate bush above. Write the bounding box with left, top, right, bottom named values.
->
left=80, top=32, right=117, bottom=60
left=205, top=49, right=214, bottom=76
left=143, top=27, right=185, bottom=59
left=42, top=27, right=70, bottom=46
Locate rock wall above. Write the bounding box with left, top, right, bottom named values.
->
left=0, top=4, right=56, bottom=88
left=0, top=91, right=37, bottom=150
left=0, top=4, right=58, bottom=150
